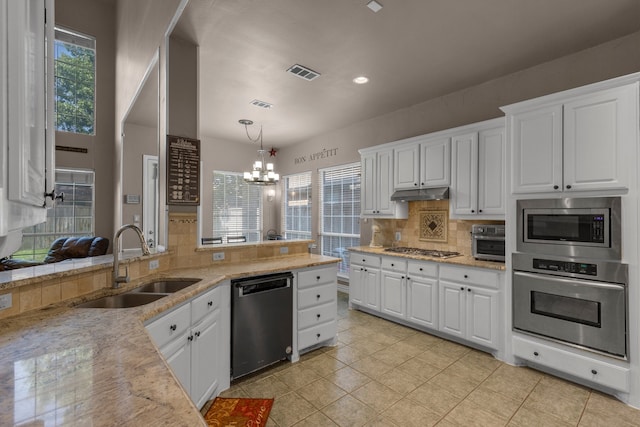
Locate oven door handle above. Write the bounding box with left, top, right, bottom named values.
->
left=514, top=271, right=626, bottom=291
left=473, top=235, right=505, bottom=241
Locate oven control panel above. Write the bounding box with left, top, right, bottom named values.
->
left=533, top=258, right=597, bottom=276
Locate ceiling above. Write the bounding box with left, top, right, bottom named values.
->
left=171, top=0, right=640, bottom=147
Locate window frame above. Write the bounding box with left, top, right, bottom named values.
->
left=281, top=171, right=313, bottom=241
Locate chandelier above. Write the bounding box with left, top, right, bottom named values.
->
left=240, top=119, right=280, bottom=185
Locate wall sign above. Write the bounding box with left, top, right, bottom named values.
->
left=294, top=147, right=338, bottom=165
left=167, top=135, right=200, bottom=205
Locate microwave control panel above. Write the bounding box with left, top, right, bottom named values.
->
left=533, top=258, right=597, bottom=276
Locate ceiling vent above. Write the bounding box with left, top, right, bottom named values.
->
left=286, top=64, right=321, bottom=81
left=250, top=99, right=273, bottom=109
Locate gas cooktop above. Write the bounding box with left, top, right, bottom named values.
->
left=384, top=247, right=461, bottom=259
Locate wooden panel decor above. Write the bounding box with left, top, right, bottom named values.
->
left=167, top=135, right=200, bottom=205
left=419, top=210, right=448, bottom=242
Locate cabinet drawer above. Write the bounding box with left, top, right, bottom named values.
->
left=298, top=283, right=336, bottom=309
left=298, top=301, right=336, bottom=330
left=298, top=321, right=337, bottom=350
left=191, top=286, right=220, bottom=325
left=146, top=302, right=191, bottom=349
left=298, top=266, right=337, bottom=289
left=350, top=253, right=381, bottom=268
left=439, top=265, right=498, bottom=289
left=381, top=257, right=407, bottom=272
left=513, top=335, right=629, bottom=393
left=408, top=261, right=438, bottom=277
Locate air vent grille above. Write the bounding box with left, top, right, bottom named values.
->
left=286, top=64, right=321, bottom=81
left=250, top=99, right=273, bottom=109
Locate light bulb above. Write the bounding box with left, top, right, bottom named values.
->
left=267, top=163, right=274, bottom=171
left=244, top=172, right=252, bottom=180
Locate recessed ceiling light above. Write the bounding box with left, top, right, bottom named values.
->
left=367, top=0, right=383, bottom=13
left=353, top=76, right=369, bottom=84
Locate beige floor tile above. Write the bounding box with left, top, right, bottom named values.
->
left=240, top=374, right=293, bottom=398
left=367, top=332, right=403, bottom=347
left=522, top=381, right=588, bottom=424
left=457, top=349, right=502, bottom=373
left=508, top=405, right=574, bottom=427
left=396, top=357, right=442, bottom=382
left=293, top=410, right=339, bottom=426
left=363, top=415, right=400, bottom=426
left=269, top=391, right=317, bottom=427
left=481, top=365, right=541, bottom=402
left=217, top=386, right=249, bottom=398
left=381, top=397, right=442, bottom=427
left=325, top=366, right=371, bottom=393
left=430, top=339, right=472, bottom=359
left=322, top=394, right=378, bottom=427
left=349, top=339, right=389, bottom=356
left=325, top=344, right=369, bottom=365
left=377, top=367, right=426, bottom=395
left=579, top=391, right=640, bottom=426
left=302, top=353, right=347, bottom=377
left=443, top=359, right=494, bottom=384
left=399, top=332, right=443, bottom=351
left=297, top=378, right=347, bottom=409
left=536, top=375, right=591, bottom=402
left=415, top=349, right=456, bottom=370
left=351, top=355, right=395, bottom=378
left=466, top=386, right=523, bottom=420
left=443, top=399, right=508, bottom=427
left=370, top=346, right=415, bottom=367
left=351, top=381, right=402, bottom=413
left=428, top=369, right=480, bottom=398
left=275, top=364, right=321, bottom=390
left=406, top=382, right=462, bottom=416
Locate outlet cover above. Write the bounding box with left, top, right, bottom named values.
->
left=280, top=246, right=289, bottom=254
left=0, top=293, right=12, bottom=310
left=213, top=252, right=225, bottom=261
left=149, top=259, right=159, bottom=270
left=395, top=231, right=402, bottom=241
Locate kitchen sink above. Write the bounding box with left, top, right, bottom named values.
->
left=76, top=293, right=167, bottom=308
left=130, top=279, right=201, bottom=294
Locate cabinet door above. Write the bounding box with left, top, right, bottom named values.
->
left=376, top=149, right=395, bottom=215
left=162, top=333, right=191, bottom=397
left=7, top=0, right=48, bottom=207
left=363, top=268, right=380, bottom=311
left=478, top=126, right=505, bottom=216
left=394, top=144, right=419, bottom=189
left=511, top=105, right=563, bottom=193
left=563, top=84, right=636, bottom=192
left=407, top=276, right=437, bottom=330
left=438, top=281, right=465, bottom=339
left=420, top=137, right=450, bottom=187
left=361, top=153, right=377, bottom=215
left=466, top=286, right=498, bottom=350
left=380, top=271, right=405, bottom=319
left=451, top=132, right=478, bottom=215
left=191, top=310, right=220, bottom=409
left=349, top=265, right=365, bottom=306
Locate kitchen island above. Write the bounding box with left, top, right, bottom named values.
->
left=0, top=254, right=338, bottom=426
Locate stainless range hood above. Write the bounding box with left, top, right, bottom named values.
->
left=390, top=187, right=449, bottom=202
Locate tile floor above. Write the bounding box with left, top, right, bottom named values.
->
left=209, top=292, right=640, bottom=426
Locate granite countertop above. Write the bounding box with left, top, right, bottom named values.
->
left=0, top=254, right=339, bottom=426
left=348, top=246, right=506, bottom=271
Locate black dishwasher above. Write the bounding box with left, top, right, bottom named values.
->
left=231, top=272, right=293, bottom=379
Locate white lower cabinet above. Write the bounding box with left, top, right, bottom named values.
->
left=439, top=265, right=499, bottom=350
left=297, top=265, right=338, bottom=352
left=349, top=254, right=381, bottom=311
left=146, top=283, right=230, bottom=409
left=406, top=261, right=438, bottom=329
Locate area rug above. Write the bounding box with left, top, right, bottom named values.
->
left=204, top=397, right=274, bottom=427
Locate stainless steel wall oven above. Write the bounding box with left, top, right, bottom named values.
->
left=512, top=253, right=628, bottom=359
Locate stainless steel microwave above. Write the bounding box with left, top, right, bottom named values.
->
left=517, top=197, right=621, bottom=260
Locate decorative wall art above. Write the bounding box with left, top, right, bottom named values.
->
left=419, top=210, right=448, bottom=242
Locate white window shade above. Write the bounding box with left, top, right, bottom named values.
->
left=282, top=172, right=312, bottom=240
left=212, top=171, right=262, bottom=243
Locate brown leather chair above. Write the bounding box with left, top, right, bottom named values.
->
left=0, top=236, right=109, bottom=271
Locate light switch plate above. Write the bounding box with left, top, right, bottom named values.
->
left=280, top=246, right=289, bottom=254
left=149, top=259, right=159, bottom=270
left=0, top=293, right=12, bottom=310
left=213, top=252, right=225, bottom=261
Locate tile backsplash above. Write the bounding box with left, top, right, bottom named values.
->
left=371, top=200, right=503, bottom=256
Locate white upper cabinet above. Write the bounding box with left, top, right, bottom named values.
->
left=507, top=82, right=637, bottom=194
left=361, top=148, right=408, bottom=218
left=450, top=119, right=505, bottom=219
left=393, top=136, right=450, bottom=190
left=0, top=0, right=54, bottom=244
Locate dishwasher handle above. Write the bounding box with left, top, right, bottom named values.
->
left=232, top=272, right=293, bottom=296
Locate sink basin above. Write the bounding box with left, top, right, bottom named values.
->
left=76, top=293, right=167, bottom=308
left=131, top=279, right=201, bottom=294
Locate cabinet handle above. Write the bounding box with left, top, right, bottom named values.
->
left=553, top=185, right=559, bottom=190
left=419, top=268, right=423, bottom=271
left=566, top=185, right=572, bottom=189
left=533, top=351, right=539, bottom=356
left=401, top=276, right=405, bottom=279
left=170, top=324, right=177, bottom=331
left=188, top=335, right=194, bottom=341
left=195, top=331, right=201, bottom=338
left=467, top=288, right=471, bottom=292
left=414, top=183, right=418, bottom=186
left=471, top=210, right=475, bottom=213
left=316, top=294, right=321, bottom=299
left=317, top=314, right=321, bottom=319
left=591, top=369, right=598, bottom=375
left=207, top=301, right=213, bottom=307
left=460, top=287, right=464, bottom=290
left=478, top=209, right=483, bottom=213
left=391, top=263, right=394, bottom=267
left=316, top=333, right=321, bottom=339
left=464, top=275, right=468, bottom=279
left=316, top=276, right=321, bottom=280
left=421, top=182, right=425, bottom=186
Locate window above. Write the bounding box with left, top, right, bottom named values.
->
left=212, top=171, right=262, bottom=243
left=17, top=169, right=95, bottom=261
left=54, top=27, right=95, bottom=134
left=282, top=172, right=312, bottom=240
left=319, top=163, right=361, bottom=276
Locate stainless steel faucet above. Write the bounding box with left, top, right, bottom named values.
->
left=113, top=224, right=151, bottom=288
